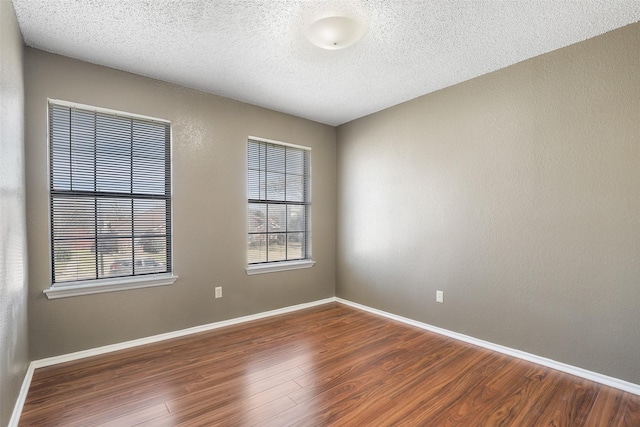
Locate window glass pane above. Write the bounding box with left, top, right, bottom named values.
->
left=52, top=197, right=95, bottom=240
left=100, top=238, right=133, bottom=278
left=136, top=238, right=167, bottom=265
left=133, top=120, right=167, bottom=195
left=285, top=174, right=304, bottom=202
left=108, top=258, right=132, bottom=277
left=248, top=169, right=265, bottom=200
left=287, top=205, right=305, bottom=232
left=70, top=109, right=96, bottom=192
left=96, top=199, right=132, bottom=277
left=248, top=141, right=263, bottom=170
left=248, top=237, right=266, bottom=263
left=97, top=198, right=132, bottom=238
left=260, top=173, right=266, bottom=199
left=266, top=144, right=285, bottom=173
left=248, top=204, right=266, bottom=233
left=96, top=114, right=131, bottom=193
left=134, top=244, right=167, bottom=274
left=133, top=199, right=167, bottom=263
left=266, top=172, right=285, bottom=201
left=267, top=234, right=286, bottom=262
left=51, top=196, right=96, bottom=283
left=132, top=157, right=165, bottom=194
left=267, top=204, right=286, bottom=233
left=65, top=245, right=98, bottom=282
left=53, top=240, right=95, bottom=283
left=133, top=199, right=166, bottom=237
left=50, top=106, right=71, bottom=190
left=287, top=233, right=305, bottom=259
left=285, top=148, right=304, bottom=175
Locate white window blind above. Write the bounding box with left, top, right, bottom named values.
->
left=247, top=138, right=310, bottom=264
left=49, top=102, right=172, bottom=284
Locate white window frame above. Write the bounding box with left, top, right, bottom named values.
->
left=246, top=136, right=315, bottom=275
left=44, top=100, right=177, bottom=299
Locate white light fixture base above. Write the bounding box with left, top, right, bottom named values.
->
left=306, top=16, right=364, bottom=50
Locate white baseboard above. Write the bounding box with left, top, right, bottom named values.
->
left=8, top=362, right=35, bottom=427
left=336, top=297, right=640, bottom=396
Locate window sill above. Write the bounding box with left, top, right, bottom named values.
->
left=43, top=274, right=178, bottom=299
left=246, top=260, right=315, bottom=275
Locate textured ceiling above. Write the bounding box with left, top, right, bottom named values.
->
left=12, top=0, right=640, bottom=126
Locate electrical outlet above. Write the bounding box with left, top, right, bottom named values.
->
left=436, top=290, right=444, bottom=303
left=215, top=287, right=222, bottom=299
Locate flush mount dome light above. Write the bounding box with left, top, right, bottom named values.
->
left=306, top=16, right=364, bottom=50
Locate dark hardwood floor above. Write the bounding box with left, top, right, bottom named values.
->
left=20, top=303, right=640, bottom=426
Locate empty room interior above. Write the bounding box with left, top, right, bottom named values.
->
left=2, top=0, right=640, bottom=425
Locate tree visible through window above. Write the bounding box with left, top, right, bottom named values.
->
left=247, top=138, right=310, bottom=264
left=49, top=102, right=172, bottom=284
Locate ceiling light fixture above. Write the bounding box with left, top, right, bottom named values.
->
left=306, top=16, right=364, bottom=50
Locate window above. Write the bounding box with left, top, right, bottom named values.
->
left=45, top=100, right=175, bottom=298
left=247, top=137, right=314, bottom=274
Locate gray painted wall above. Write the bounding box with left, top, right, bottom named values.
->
left=25, top=49, right=336, bottom=360
left=0, top=0, right=29, bottom=425
left=336, top=23, right=640, bottom=384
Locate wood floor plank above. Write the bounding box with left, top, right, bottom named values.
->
left=257, top=367, right=392, bottom=427
left=18, top=302, right=640, bottom=426
left=98, top=402, right=171, bottom=427
left=169, top=381, right=300, bottom=426
left=583, top=385, right=626, bottom=426
left=528, top=376, right=599, bottom=427
left=470, top=363, right=551, bottom=426
left=422, top=359, right=544, bottom=426
left=378, top=351, right=511, bottom=425
left=288, top=329, right=433, bottom=404
left=621, top=391, right=640, bottom=427
left=164, top=366, right=304, bottom=416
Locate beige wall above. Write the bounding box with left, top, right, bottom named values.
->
left=336, top=23, right=640, bottom=384
left=25, top=49, right=336, bottom=359
left=0, top=0, right=29, bottom=424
